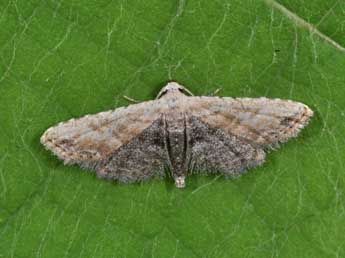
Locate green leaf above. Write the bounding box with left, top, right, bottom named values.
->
left=1, top=0, right=344, bottom=257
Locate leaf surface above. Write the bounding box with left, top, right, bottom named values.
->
left=0, top=0, right=345, bottom=257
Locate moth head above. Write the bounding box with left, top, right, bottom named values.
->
left=156, top=81, right=194, bottom=99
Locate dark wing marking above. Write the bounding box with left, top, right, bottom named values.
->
left=96, top=118, right=166, bottom=183
left=188, top=116, right=266, bottom=175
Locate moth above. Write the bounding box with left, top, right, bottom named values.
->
left=41, top=82, right=313, bottom=188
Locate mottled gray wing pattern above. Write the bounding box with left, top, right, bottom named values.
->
left=187, top=96, right=313, bottom=147
left=188, top=116, right=266, bottom=175
left=96, top=118, right=166, bottom=183
left=40, top=99, right=168, bottom=167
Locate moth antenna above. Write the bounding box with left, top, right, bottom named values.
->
left=182, top=86, right=194, bottom=96
left=123, top=95, right=140, bottom=103
left=210, top=88, right=221, bottom=96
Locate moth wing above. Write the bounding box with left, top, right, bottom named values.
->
left=187, top=96, right=313, bottom=147
left=41, top=99, right=167, bottom=166
left=96, top=118, right=166, bottom=182
left=188, top=116, right=265, bottom=174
